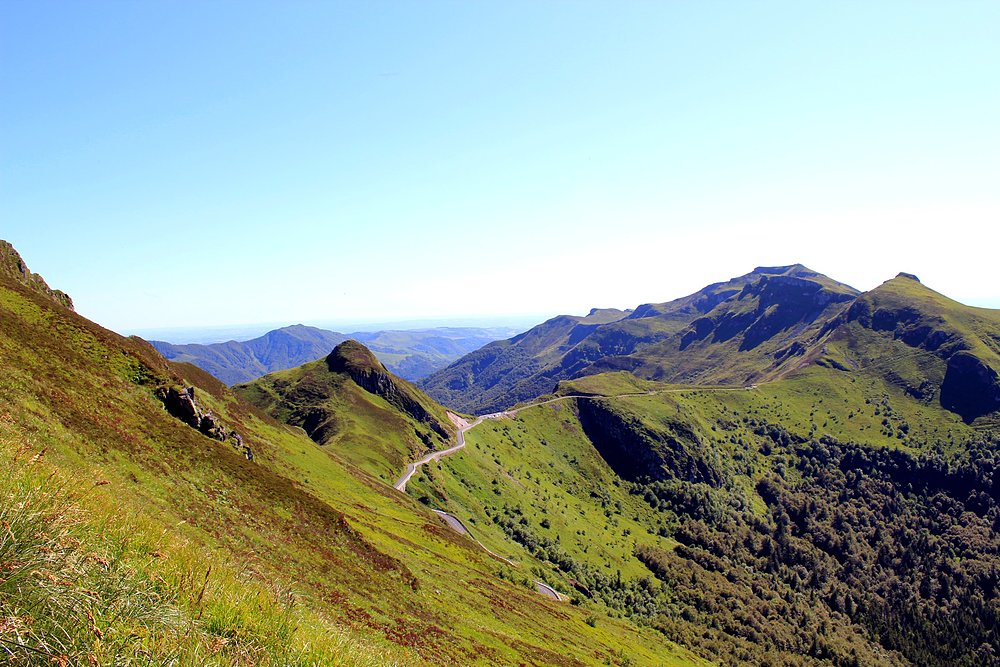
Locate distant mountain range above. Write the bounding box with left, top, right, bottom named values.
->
left=150, top=324, right=518, bottom=385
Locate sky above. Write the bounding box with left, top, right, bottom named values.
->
left=2, top=1, right=999, bottom=338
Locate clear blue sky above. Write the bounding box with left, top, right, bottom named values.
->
left=3, top=1, right=998, bottom=335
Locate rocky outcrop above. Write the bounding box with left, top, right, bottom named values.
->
left=576, top=399, right=721, bottom=486
left=940, top=352, right=1000, bottom=423
left=0, top=240, right=74, bottom=310
left=156, top=385, right=254, bottom=459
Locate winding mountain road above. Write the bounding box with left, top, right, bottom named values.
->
left=394, top=385, right=757, bottom=600
left=395, top=386, right=754, bottom=493
left=393, top=412, right=505, bottom=492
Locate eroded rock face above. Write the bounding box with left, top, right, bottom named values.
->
left=156, top=385, right=254, bottom=458
left=160, top=386, right=201, bottom=428
left=940, top=352, right=1000, bottom=423
left=576, top=399, right=722, bottom=486
left=0, top=239, right=74, bottom=310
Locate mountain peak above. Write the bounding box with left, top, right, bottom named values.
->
left=326, top=339, right=385, bottom=375
left=0, top=240, right=74, bottom=310
left=895, top=272, right=921, bottom=282
left=751, top=264, right=813, bottom=277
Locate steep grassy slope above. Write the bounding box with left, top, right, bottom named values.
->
left=423, top=266, right=859, bottom=413
left=153, top=325, right=517, bottom=385
left=235, top=341, right=456, bottom=483
left=408, top=360, right=999, bottom=666
left=0, top=243, right=705, bottom=666
left=821, top=273, right=1000, bottom=423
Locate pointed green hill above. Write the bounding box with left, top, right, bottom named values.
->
left=820, top=273, right=1000, bottom=422
left=235, top=339, right=456, bottom=483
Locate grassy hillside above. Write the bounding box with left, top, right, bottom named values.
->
left=234, top=340, right=457, bottom=484
left=0, top=242, right=705, bottom=666
left=824, top=274, right=1000, bottom=423
left=408, top=359, right=998, bottom=666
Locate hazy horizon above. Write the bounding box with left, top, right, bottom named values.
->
left=4, top=1, right=998, bottom=331
left=127, top=314, right=541, bottom=346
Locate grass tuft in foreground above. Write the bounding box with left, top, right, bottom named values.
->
left=0, top=426, right=405, bottom=666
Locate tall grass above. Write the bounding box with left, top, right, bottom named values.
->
left=0, top=426, right=409, bottom=666
left=0, top=442, right=179, bottom=664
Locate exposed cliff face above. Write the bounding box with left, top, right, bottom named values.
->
left=0, top=239, right=74, bottom=310
left=576, top=399, right=722, bottom=486
left=941, top=352, right=1000, bottom=423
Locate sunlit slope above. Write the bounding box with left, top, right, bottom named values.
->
left=235, top=340, right=456, bottom=483
left=409, top=364, right=997, bottom=666
left=818, top=273, right=1000, bottom=423
left=0, top=242, right=704, bottom=666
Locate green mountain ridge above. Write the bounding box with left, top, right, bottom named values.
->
left=422, top=264, right=861, bottom=412
left=152, top=324, right=516, bottom=384
left=422, top=265, right=1000, bottom=427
